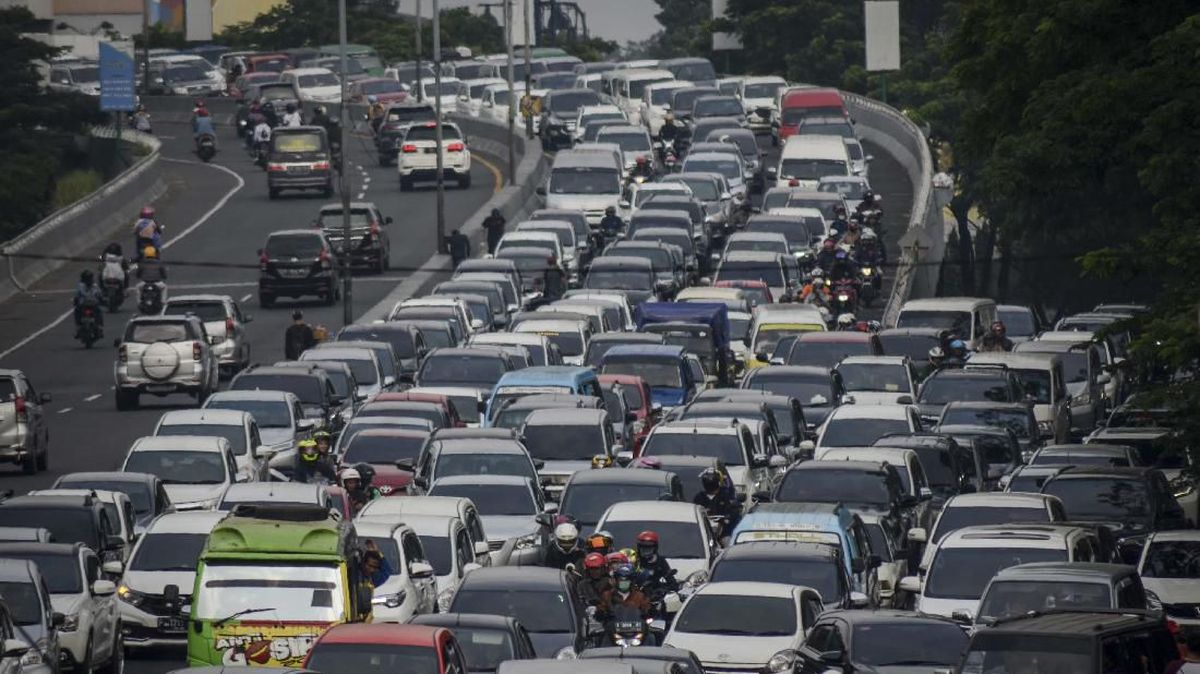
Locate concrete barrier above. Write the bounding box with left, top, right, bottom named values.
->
left=0, top=128, right=164, bottom=304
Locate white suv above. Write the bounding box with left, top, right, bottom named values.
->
left=397, top=121, right=472, bottom=191
left=114, top=315, right=220, bottom=411
left=153, top=408, right=272, bottom=482
left=162, top=295, right=253, bottom=377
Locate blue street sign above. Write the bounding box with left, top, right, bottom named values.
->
left=99, top=41, right=136, bottom=112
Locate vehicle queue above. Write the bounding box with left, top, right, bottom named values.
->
left=1, top=46, right=1193, bottom=674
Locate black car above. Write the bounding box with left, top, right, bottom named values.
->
left=266, top=126, right=334, bottom=199
left=410, top=613, right=537, bottom=673
left=796, top=609, right=968, bottom=674
left=741, top=366, right=844, bottom=431
left=877, top=327, right=950, bottom=380
left=448, top=567, right=590, bottom=658
left=695, top=390, right=810, bottom=447
left=938, top=400, right=1041, bottom=461
left=257, top=229, right=340, bottom=307
left=51, top=471, right=174, bottom=533
left=934, top=423, right=1023, bottom=490
left=336, top=323, right=428, bottom=384
left=703, top=541, right=856, bottom=611
left=375, top=103, right=437, bottom=165
left=539, top=88, right=602, bottom=151
left=872, top=432, right=976, bottom=505
left=916, top=366, right=1025, bottom=426
left=769, top=460, right=911, bottom=534
left=0, top=494, right=125, bottom=563
left=315, top=202, right=392, bottom=274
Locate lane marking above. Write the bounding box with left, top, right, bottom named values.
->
left=0, top=159, right=246, bottom=362
left=83, top=394, right=102, bottom=402
left=30, top=281, right=257, bottom=296
left=356, top=192, right=365, bottom=199
left=473, top=155, right=504, bottom=195
left=57, top=407, right=72, bottom=414
left=240, top=293, right=252, bottom=302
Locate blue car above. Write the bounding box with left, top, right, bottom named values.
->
left=484, top=366, right=602, bottom=425
left=599, top=344, right=699, bottom=409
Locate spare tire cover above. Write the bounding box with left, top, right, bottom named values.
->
left=142, top=342, right=180, bottom=381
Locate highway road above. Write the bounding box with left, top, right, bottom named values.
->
left=0, top=115, right=910, bottom=672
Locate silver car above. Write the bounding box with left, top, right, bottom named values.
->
left=0, top=370, right=51, bottom=475
left=163, top=295, right=253, bottom=377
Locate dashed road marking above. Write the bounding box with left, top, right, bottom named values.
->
left=84, top=394, right=102, bottom=402
left=57, top=407, right=73, bottom=414
left=240, top=293, right=252, bottom=302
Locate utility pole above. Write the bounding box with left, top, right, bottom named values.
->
left=433, top=0, right=446, bottom=255
left=505, top=0, right=515, bottom=185
left=414, top=0, right=423, bottom=102
left=523, top=0, right=533, bottom=139
left=338, top=0, right=354, bottom=325
left=141, top=0, right=150, bottom=96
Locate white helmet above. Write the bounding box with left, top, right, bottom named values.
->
left=837, top=313, right=856, bottom=327
left=339, top=468, right=361, bottom=483
left=554, top=522, right=579, bottom=551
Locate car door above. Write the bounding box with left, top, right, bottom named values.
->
left=462, top=505, right=491, bottom=566
left=797, top=622, right=835, bottom=673
left=739, top=426, right=768, bottom=493
left=402, top=531, right=437, bottom=612
left=453, top=525, right=475, bottom=583
left=224, top=447, right=242, bottom=484
left=83, top=551, right=115, bottom=658
left=0, top=606, right=17, bottom=674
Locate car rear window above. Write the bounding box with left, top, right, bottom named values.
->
left=164, top=301, right=227, bottom=322
left=126, top=322, right=190, bottom=343
left=0, top=378, right=16, bottom=401
left=405, top=125, right=463, bottom=142
left=272, top=132, right=324, bottom=153
left=266, top=234, right=323, bottom=258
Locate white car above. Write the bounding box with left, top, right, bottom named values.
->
left=412, top=76, right=463, bottom=111
left=397, top=121, right=473, bottom=191
left=833, top=356, right=920, bottom=406
left=203, top=389, right=313, bottom=470
left=153, top=408, right=271, bottom=483
left=26, top=489, right=136, bottom=563
left=459, top=77, right=507, bottom=117
left=858, top=512, right=908, bottom=608
left=360, top=514, right=479, bottom=612
left=515, top=220, right=580, bottom=281
left=639, top=80, right=693, bottom=138
left=737, top=75, right=788, bottom=133
left=120, top=436, right=237, bottom=511
left=116, top=511, right=223, bottom=649
left=1138, top=530, right=1200, bottom=627
left=908, top=492, right=1067, bottom=570
left=114, top=315, right=220, bottom=411
left=357, top=496, right=492, bottom=567
left=353, top=520, right=439, bottom=622
left=813, top=404, right=922, bottom=450
left=280, top=67, right=341, bottom=103
left=596, top=501, right=718, bottom=580
left=664, top=581, right=822, bottom=673
left=162, top=294, right=253, bottom=377
left=481, top=82, right=527, bottom=125
left=215, top=482, right=334, bottom=512
left=844, top=137, right=871, bottom=178
left=511, top=319, right=592, bottom=366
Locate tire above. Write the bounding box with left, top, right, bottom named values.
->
left=323, top=187, right=334, bottom=199
left=458, top=173, right=472, bottom=189
left=115, top=389, right=139, bottom=411
left=20, top=445, right=35, bottom=475
left=36, top=442, right=47, bottom=471
left=259, top=293, right=275, bottom=308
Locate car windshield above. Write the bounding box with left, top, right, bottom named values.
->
left=598, top=131, right=652, bottom=153
left=164, top=301, right=226, bottom=322
left=127, top=321, right=190, bottom=343
left=130, top=532, right=208, bottom=572
left=549, top=167, right=621, bottom=194
left=307, top=357, right=376, bottom=386
left=998, top=308, right=1037, bottom=336
left=452, top=626, right=516, bottom=672
left=430, top=484, right=535, bottom=516
left=852, top=622, right=969, bottom=668
left=717, top=259, right=783, bottom=286
left=421, top=81, right=461, bottom=96
left=298, top=72, right=339, bottom=87
left=1107, top=407, right=1173, bottom=428
left=433, top=453, right=533, bottom=481
left=272, top=132, right=324, bottom=154
left=961, top=633, right=1091, bottom=674
left=206, top=400, right=292, bottom=429
left=519, top=329, right=583, bottom=357
left=1142, top=539, right=1200, bottom=578
left=550, top=91, right=598, bottom=112
left=905, top=447, right=956, bottom=491
left=979, top=580, right=1112, bottom=620
left=710, top=557, right=842, bottom=601
left=744, top=82, right=783, bottom=98
left=777, top=468, right=890, bottom=506
left=931, top=506, right=1051, bottom=544
left=897, top=310, right=971, bottom=333
left=560, top=484, right=669, bottom=526
left=1010, top=368, right=1054, bottom=404
left=265, top=234, right=323, bottom=257
left=523, top=423, right=606, bottom=461
left=125, top=450, right=227, bottom=485
left=420, top=355, right=506, bottom=387
left=675, top=178, right=719, bottom=201
left=926, top=548, right=1067, bottom=599
left=837, top=363, right=909, bottom=393
left=787, top=341, right=869, bottom=368
left=70, top=66, right=101, bottom=82
left=684, top=159, right=739, bottom=180
left=605, top=521, right=706, bottom=559
left=405, top=125, right=463, bottom=142
left=879, top=334, right=941, bottom=362
left=342, top=433, right=426, bottom=465
left=921, top=376, right=1012, bottom=404
left=307, top=643, right=437, bottom=674
left=745, top=375, right=832, bottom=406
left=1042, top=477, right=1150, bottom=522
left=779, top=159, right=845, bottom=181
left=230, top=374, right=322, bottom=405
left=586, top=269, right=652, bottom=291
left=195, top=563, right=344, bottom=622
left=819, top=180, right=865, bottom=199
left=695, top=98, right=743, bottom=117
left=60, top=479, right=153, bottom=514
left=362, top=79, right=403, bottom=94
left=675, top=595, right=796, bottom=636
left=157, top=423, right=246, bottom=456
left=452, top=589, right=573, bottom=632
left=820, top=418, right=911, bottom=447
left=644, top=432, right=744, bottom=466
left=942, top=408, right=1031, bottom=438
left=317, top=210, right=373, bottom=229
left=727, top=238, right=787, bottom=254
left=602, top=358, right=681, bottom=389
left=0, top=581, right=42, bottom=625
left=0, top=553, right=80, bottom=594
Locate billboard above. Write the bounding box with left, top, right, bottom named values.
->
left=99, top=40, right=136, bottom=112
left=864, top=1, right=900, bottom=71
left=186, top=0, right=215, bottom=42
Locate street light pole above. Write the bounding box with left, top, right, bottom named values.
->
left=433, top=0, right=446, bottom=255
left=415, top=0, right=423, bottom=102
left=338, top=0, right=354, bottom=326
left=141, top=0, right=151, bottom=96
left=523, top=0, right=533, bottom=139
left=505, top=0, right=515, bottom=185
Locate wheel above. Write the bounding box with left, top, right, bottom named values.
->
left=20, top=446, right=35, bottom=475
left=259, top=293, right=275, bottom=308
left=324, top=288, right=336, bottom=306
left=458, top=173, right=472, bottom=189
left=98, top=632, right=123, bottom=674
left=374, top=253, right=387, bottom=275
left=268, top=188, right=279, bottom=200
left=114, top=389, right=139, bottom=411
left=36, top=442, right=47, bottom=471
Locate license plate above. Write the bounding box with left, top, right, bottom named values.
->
left=279, top=268, right=308, bottom=278
left=424, top=147, right=439, bottom=154
left=287, top=165, right=310, bottom=173
left=145, top=384, right=175, bottom=393
left=158, top=617, right=186, bottom=633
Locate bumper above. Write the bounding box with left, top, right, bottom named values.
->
left=399, top=166, right=471, bottom=180
left=269, top=173, right=333, bottom=189
left=335, top=244, right=386, bottom=266
left=58, top=630, right=87, bottom=668
left=116, top=368, right=207, bottom=394
left=259, top=277, right=335, bottom=295
left=211, top=339, right=239, bottom=365
left=121, top=602, right=187, bottom=648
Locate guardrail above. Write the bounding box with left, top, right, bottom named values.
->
left=0, top=128, right=164, bottom=304
left=840, top=92, right=942, bottom=327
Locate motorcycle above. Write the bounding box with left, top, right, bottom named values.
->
left=828, top=278, right=859, bottom=317
left=102, top=278, right=124, bottom=312
left=859, top=264, right=882, bottom=307
left=138, top=282, right=164, bottom=315
left=606, top=605, right=657, bottom=648
left=76, top=304, right=102, bottom=348
left=196, top=134, right=217, bottom=163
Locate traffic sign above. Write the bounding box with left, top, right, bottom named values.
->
left=99, top=40, right=136, bottom=112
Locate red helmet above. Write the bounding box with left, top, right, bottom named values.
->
left=634, top=456, right=662, bottom=470
left=605, top=551, right=629, bottom=567
left=139, top=206, right=155, bottom=219
left=636, top=156, right=647, bottom=165
left=194, top=99, right=206, bottom=108
left=636, top=530, right=659, bottom=546
left=584, top=552, right=606, bottom=570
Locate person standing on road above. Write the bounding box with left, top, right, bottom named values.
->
left=281, top=103, right=303, bottom=127
left=284, top=310, right=317, bottom=360
left=482, top=208, right=506, bottom=254
left=447, top=229, right=471, bottom=268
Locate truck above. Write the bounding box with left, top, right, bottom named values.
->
left=634, top=302, right=733, bottom=386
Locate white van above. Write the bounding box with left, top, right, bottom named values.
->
left=768, top=134, right=851, bottom=190
left=895, top=297, right=999, bottom=348
left=610, top=69, right=675, bottom=124
left=537, top=151, right=623, bottom=226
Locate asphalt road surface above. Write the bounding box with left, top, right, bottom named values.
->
left=0, top=119, right=910, bottom=673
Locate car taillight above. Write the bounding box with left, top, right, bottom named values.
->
left=319, top=250, right=332, bottom=269
left=259, top=252, right=269, bottom=268
left=313, top=161, right=330, bottom=170
left=193, top=342, right=202, bottom=361
left=267, top=163, right=286, bottom=172
left=14, top=397, right=27, bottom=423
left=119, top=345, right=127, bottom=363
left=401, top=144, right=418, bottom=153
left=446, top=142, right=465, bottom=152
left=225, top=317, right=235, bottom=338
left=82, top=307, right=94, bottom=317
left=369, top=222, right=381, bottom=236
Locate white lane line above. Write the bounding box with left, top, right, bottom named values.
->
left=83, top=394, right=102, bottom=402
left=363, top=176, right=371, bottom=183
left=356, top=192, right=365, bottom=199
left=0, top=159, right=246, bottom=362
left=240, top=293, right=252, bottom=302
left=57, top=407, right=73, bottom=414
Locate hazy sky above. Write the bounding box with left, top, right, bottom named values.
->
left=400, top=0, right=664, bottom=44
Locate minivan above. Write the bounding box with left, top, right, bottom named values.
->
left=895, top=297, right=998, bottom=349
left=769, top=134, right=851, bottom=191
left=537, top=151, right=623, bottom=226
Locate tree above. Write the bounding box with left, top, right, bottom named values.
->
left=644, top=0, right=711, bottom=59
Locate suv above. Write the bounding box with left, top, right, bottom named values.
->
left=0, top=494, right=126, bottom=563
left=0, top=543, right=121, bottom=674
left=315, top=202, right=393, bottom=274
left=0, top=369, right=51, bottom=474
left=162, top=294, right=253, bottom=377
left=257, top=229, right=341, bottom=307
left=915, top=366, right=1024, bottom=426
left=229, top=364, right=346, bottom=435
left=0, top=557, right=62, bottom=672
left=113, top=315, right=219, bottom=411
left=375, top=102, right=438, bottom=165
left=398, top=121, right=473, bottom=190
left=266, top=126, right=334, bottom=199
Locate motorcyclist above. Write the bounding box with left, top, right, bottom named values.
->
left=829, top=250, right=859, bottom=283
left=190, top=99, right=207, bottom=121
left=294, top=439, right=337, bottom=484
left=634, top=531, right=678, bottom=598
left=340, top=467, right=380, bottom=515
left=192, top=108, right=217, bottom=152
left=856, top=190, right=879, bottom=216
left=544, top=522, right=586, bottom=570
left=928, top=346, right=946, bottom=370
left=605, top=550, right=631, bottom=575
left=836, top=313, right=857, bottom=331
left=99, top=242, right=129, bottom=292
left=314, top=430, right=333, bottom=458
left=858, top=228, right=886, bottom=267
left=798, top=269, right=830, bottom=306
left=943, top=338, right=968, bottom=367
left=586, top=530, right=614, bottom=557
left=133, top=206, right=161, bottom=258
left=132, top=104, right=152, bottom=134
left=597, top=564, right=654, bottom=625
left=630, top=156, right=654, bottom=182
left=841, top=219, right=863, bottom=248
left=136, top=245, right=167, bottom=295
left=815, top=238, right=839, bottom=272
left=692, top=468, right=740, bottom=537
left=310, top=105, right=331, bottom=129
left=579, top=552, right=614, bottom=607
left=591, top=454, right=614, bottom=469
left=281, top=102, right=303, bottom=127
left=367, top=96, right=387, bottom=133
left=829, top=205, right=849, bottom=239
left=73, top=270, right=104, bottom=332
left=659, top=113, right=679, bottom=145
left=252, top=114, right=272, bottom=155
left=599, top=206, right=623, bottom=239
left=980, top=321, right=1015, bottom=352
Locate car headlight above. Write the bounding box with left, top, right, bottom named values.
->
left=837, top=293, right=850, bottom=302
left=766, top=649, right=797, bottom=673
left=554, top=647, right=577, bottom=660
left=1172, top=475, right=1196, bottom=499
left=20, top=647, right=43, bottom=667
left=372, top=590, right=407, bottom=608
left=684, top=570, right=708, bottom=588
left=118, top=584, right=148, bottom=608
left=614, top=635, right=642, bottom=647
left=437, top=588, right=455, bottom=612
left=173, top=87, right=189, bottom=95
left=861, top=267, right=873, bottom=276
left=60, top=613, right=79, bottom=632
left=514, top=533, right=541, bottom=550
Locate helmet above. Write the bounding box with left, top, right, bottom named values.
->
left=838, top=313, right=856, bottom=327
left=613, top=563, right=636, bottom=591
left=586, top=531, right=613, bottom=554
left=700, top=467, right=721, bottom=493
left=194, top=99, right=206, bottom=109
left=80, top=269, right=94, bottom=284
left=143, top=246, right=158, bottom=259
left=991, top=320, right=1006, bottom=336
left=635, top=530, right=659, bottom=560
left=605, top=551, right=629, bottom=569
left=605, top=206, right=616, bottom=215
left=949, top=339, right=967, bottom=354
left=354, top=462, right=376, bottom=487
left=591, top=454, right=613, bottom=469
left=140, top=206, right=155, bottom=219
left=339, top=468, right=361, bottom=484
left=822, top=238, right=835, bottom=251
left=810, top=267, right=824, bottom=278
left=862, top=190, right=875, bottom=202
left=554, top=522, right=579, bottom=552
left=929, top=346, right=945, bottom=361
left=314, top=430, right=332, bottom=441
left=367, top=95, right=378, bottom=104
left=620, top=547, right=638, bottom=566
left=636, top=156, right=647, bottom=165
left=315, top=105, right=326, bottom=115
left=584, top=552, right=606, bottom=571
left=298, top=439, right=318, bottom=461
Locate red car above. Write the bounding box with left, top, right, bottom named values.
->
left=230, top=71, right=282, bottom=100
left=598, top=373, right=656, bottom=456
left=338, top=428, right=427, bottom=496
left=775, top=87, right=847, bottom=143
left=304, top=623, right=466, bottom=674
left=349, top=77, right=409, bottom=105
left=714, top=279, right=774, bottom=306
left=373, top=391, right=467, bottom=427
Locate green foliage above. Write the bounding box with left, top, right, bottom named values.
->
left=644, top=0, right=712, bottom=59
left=133, top=24, right=186, bottom=50
left=51, top=170, right=103, bottom=211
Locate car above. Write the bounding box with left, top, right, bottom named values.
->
left=0, top=543, right=120, bottom=674
left=338, top=429, right=426, bottom=496
left=794, top=609, right=968, bottom=674
left=1137, top=531, right=1200, bottom=627
left=815, top=404, right=922, bottom=450
left=909, top=492, right=1067, bottom=568
left=0, top=527, right=52, bottom=544
left=938, top=400, right=1041, bottom=460
left=0, top=556, right=61, bottom=673
left=47, top=60, right=101, bottom=96
left=279, top=66, right=340, bottom=102
left=559, top=469, right=684, bottom=531
left=871, top=432, right=976, bottom=506
left=427, top=475, right=547, bottom=567
left=410, top=613, right=538, bottom=672
left=597, top=501, right=719, bottom=579
left=915, top=366, right=1025, bottom=426
left=24, top=489, right=136, bottom=564
left=115, top=511, right=223, bottom=648
left=228, top=364, right=345, bottom=437
left=119, top=436, right=237, bottom=511
left=695, top=541, right=854, bottom=611
left=976, top=562, right=1154, bottom=627
left=769, top=460, right=910, bottom=534
left=203, top=389, right=312, bottom=470
left=742, top=366, right=842, bottom=430
left=50, top=472, right=174, bottom=535
left=215, top=482, right=334, bottom=512
left=257, top=229, right=341, bottom=307
left=1015, top=336, right=1110, bottom=435
left=1040, top=466, right=1190, bottom=547
left=113, top=315, right=220, bottom=410
left=351, top=520, right=437, bottom=621
left=374, top=102, right=439, bottom=164
left=314, top=202, right=393, bottom=274
left=934, top=423, right=1023, bottom=490
left=447, top=567, right=589, bottom=658
left=415, top=348, right=514, bottom=392
left=832, top=356, right=919, bottom=406
left=0, top=370, right=51, bottom=474
left=895, top=297, right=998, bottom=349
left=398, top=121, right=473, bottom=190
left=359, top=514, right=477, bottom=613
left=997, top=303, right=1043, bottom=343
left=357, top=497, right=491, bottom=569
left=1029, top=443, right=1140, bottom=467
left=0, top=494, right=126, bottom=564
left=663, top=581, right=821, bottom=673
left=1001, top=464, right=1075, bottom=494
left=161, top=295, right=253, bottom=377
left=302, top=623, right=464, bottom=674
left=266, top=126, right=335, bottom=199
left=813, top=446, right=934, bottom=528
left=520, top=408, right=615, bottom=499
left=153, top=409, right=272, bottom=483
left=578, top=646, right=704, bottom=674
left=773, top=332, right=884, bottom=370
left=400, top=436, right=540, bottom=500
left=1038, top=329, right=1130, bottom=408
left=642, top=419, right=770, bottom=500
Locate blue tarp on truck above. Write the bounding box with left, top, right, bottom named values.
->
left=633, top=302, right=731, bottom=350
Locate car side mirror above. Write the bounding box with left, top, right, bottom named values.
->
left=474, top=541, right=491, bottom=556
left=615, top=450, right=634, bottom=466
left=102, top=560, right=124, bottom=575
left=1, top=639, right=30, bottom=658
left=92, top=579, right=117, bottom=596
left=951, top=609, right=974, bottom=625
left=1097, top=372, right=1112, bottom=385
left=534, top=512, right=553, bottom=528
left=106, top=535, right=124, bottom=550
left=413, top=476, right=429, bottom=489
left=394, top=458, right=415, bottom=471
left=463, top=562, right=483, bottom=576
left=38, top=392, right=51, bottom=404
left=752, top=490, right=773, bottom=503
left=896, top=395, right=913, bottom=404
left=919, top=486, right=933, bottom=500
left=410, top=561, right=435, bottom=578
left=542, top=502, right=559, bottom=514
left=383, top=375, right=396, bottom=388
left=625, top=412, right=638, bottom=423
left=765, top=168, right=777, bottom=180
left=908, top=527, right=927, bottom=543
left=749, top=453, right=768, bottom=469
left=533, top=459, right=546, bottom=470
